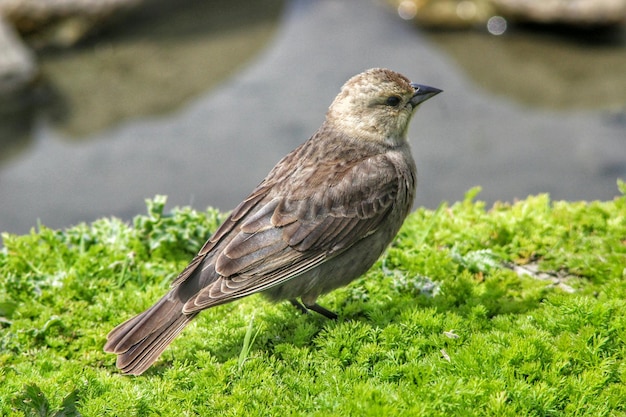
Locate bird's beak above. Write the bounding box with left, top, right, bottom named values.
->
left=409, top=83, right=442, bottom=106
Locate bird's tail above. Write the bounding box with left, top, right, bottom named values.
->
left=103, top=292, right=197, bottom=375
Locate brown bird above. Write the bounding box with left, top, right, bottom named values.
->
left=104, top=68, right=442, bottom=375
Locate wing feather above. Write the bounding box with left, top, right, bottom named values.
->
left=176, top=150, right=407, bottom=313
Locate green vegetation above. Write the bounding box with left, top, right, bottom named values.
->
left=1, top=185, right=625, bottom=416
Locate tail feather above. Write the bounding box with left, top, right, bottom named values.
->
left=115, top=313, right=195, bottom=375
left=104, top=292, right=197, bottom=375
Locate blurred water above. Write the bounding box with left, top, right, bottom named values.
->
left=1, top=0, right=625, bottom=236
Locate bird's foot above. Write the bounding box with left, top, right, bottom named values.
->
left=289, top=299, right=338, bottom=320
left=289, top=299, right=309, bottom=315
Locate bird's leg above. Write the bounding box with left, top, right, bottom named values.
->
left=290, top=299, right=338, bottom=320
left=289, top=299, right=309, bottom=315
left=303, top=301, right=338, bottom=320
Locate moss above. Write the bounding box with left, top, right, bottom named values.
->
left=1, top=184, right=625, bottom=416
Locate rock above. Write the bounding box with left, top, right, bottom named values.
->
left=0, top=0, right=144, bottom=98
left=392, top=0, right=496, bottom=29
left=389, top=0, right=626, bottom=28
left=0, top=16, right=36, bottom=97
left=492, top=0, right=626, bottom=26
left=0, top=0, right=144, bottom=48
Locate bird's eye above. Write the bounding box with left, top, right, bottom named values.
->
left=385, top=96, right=401, bottom=107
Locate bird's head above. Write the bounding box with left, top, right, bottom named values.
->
left=326, top=68, right=441, bottom=147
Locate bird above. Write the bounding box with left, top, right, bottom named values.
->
left=104, top=68, right=442, bottom=375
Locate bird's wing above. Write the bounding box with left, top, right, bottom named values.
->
left=179, top=153, right=404, bottom=312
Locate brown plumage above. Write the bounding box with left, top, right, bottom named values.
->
left=104, top=68, right=442, bottom=375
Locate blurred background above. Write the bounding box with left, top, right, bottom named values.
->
left=1, top=0, right=625, bottom=236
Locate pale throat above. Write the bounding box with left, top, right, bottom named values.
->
left=327, top=104, right=413, bottom=147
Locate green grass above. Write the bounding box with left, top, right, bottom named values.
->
left=1, top=184, right=625, bottom=416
